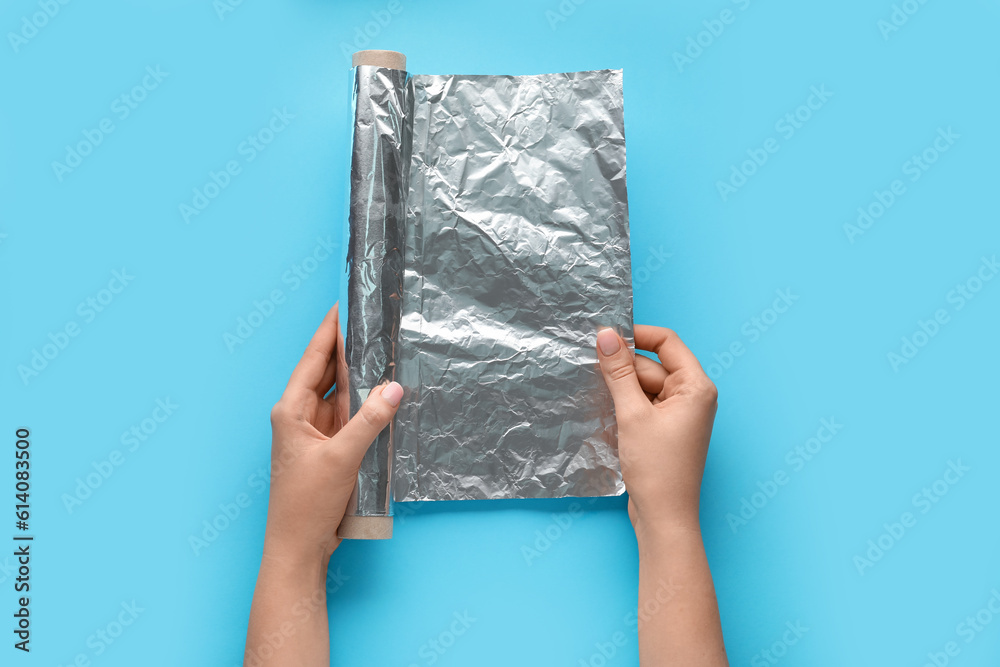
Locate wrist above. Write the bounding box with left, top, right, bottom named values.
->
left=261, top=536, right=331, bottom=582
left=629, top=503, right=701, bottom=544
left=633, top=520, right=705, bottom=564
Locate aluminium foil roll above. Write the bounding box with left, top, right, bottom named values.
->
left=344, top=65, right=632, bottom=517
left=343, top=64, right=411, bottom=519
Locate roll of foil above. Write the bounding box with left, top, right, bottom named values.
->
left=344, top=66, right=632, bottom=514
left=343, top=65, right=411, bottom=519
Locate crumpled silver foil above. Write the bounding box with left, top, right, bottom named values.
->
left=343, top=65, right=411, bottom=519
left=345, top=66, right=632, bottom=514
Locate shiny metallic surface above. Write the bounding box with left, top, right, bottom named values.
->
left=346, top=66, right=632, bottom=510
left=394, top=70, right=632, bottom=501
left=344, top=65, right=411, bottom=518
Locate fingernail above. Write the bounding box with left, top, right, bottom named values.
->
left=597, top=329, right=620, bottom=355
left=381, top=381, right=403, bottom=407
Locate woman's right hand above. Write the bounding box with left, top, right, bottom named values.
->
left=595, top=325, right=719, bottom=537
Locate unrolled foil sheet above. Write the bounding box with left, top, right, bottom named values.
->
left=344, top=65, right=632, bottom=516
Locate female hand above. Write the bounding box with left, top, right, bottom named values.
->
left=246, top=305, right=403, bottom=667
left=596, top=325, right=719, bottom=536
left=596, top=325, right=728, bottom=666
left=263, top=305, right=403, bottom=565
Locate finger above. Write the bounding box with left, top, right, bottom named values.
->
left=634, top=325, right=705, bottom=375
left=287, top=305, right=339, bottom=393
left=317, top=307, right=343, bottom=398
left=330, top=381, right=403, bottom=463
left=596, top=328, right=648, bottom=410
left=635, top=354, right=668, bottom=395
left=326, top=322, right=351, bottom=430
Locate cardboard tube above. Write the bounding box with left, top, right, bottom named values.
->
left=352, top=50, right=406, bottom=71
left=338, top=514, right=393, bottom=540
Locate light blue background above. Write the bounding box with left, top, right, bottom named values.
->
left=2, top=0, right=998, bottom=665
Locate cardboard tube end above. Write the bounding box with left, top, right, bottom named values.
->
left=338, top=515, right=394, bottom=540
left=352, top=50, right=406, bottom=71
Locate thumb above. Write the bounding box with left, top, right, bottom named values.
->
left=331, top=381, right=403, bottom=462
left=596, top=329, right=647, bottom=410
